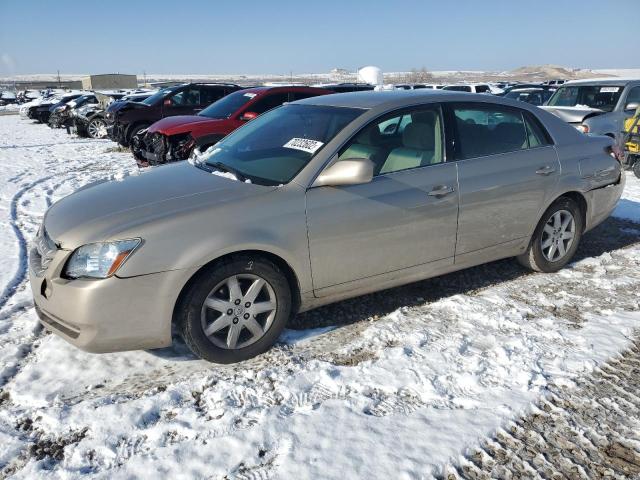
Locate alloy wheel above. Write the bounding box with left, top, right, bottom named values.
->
left=88, top=119, right=106, bottom=139
left=541, top=209, right=575, bottom=262
left=200, top=274, right=277, bottom=349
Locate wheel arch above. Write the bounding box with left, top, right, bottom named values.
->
left=172, top=249, right=302, bottom=326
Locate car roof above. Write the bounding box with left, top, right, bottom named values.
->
left=563, top=78, right=640, bottom=86
left=238, top=86, right=332, bottom=94
left=294, top=89, right=503, bottom=109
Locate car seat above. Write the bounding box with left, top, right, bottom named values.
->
left=379, top=111, right=441, bottom=174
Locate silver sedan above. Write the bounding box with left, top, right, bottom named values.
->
left=29, top=90, right=624, bottom=363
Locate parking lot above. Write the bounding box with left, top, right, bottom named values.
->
left=0, top=113, right=639, bottom=478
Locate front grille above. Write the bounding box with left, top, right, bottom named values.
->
left=30, top=227, right=57, bottom=277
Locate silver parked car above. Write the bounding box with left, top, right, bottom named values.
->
left=541, top=78, right=640, bottom=141
left=30, top=90, right=624, bottom=363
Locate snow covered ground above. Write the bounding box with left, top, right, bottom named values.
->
left=0, top=115, right=639, bottom=479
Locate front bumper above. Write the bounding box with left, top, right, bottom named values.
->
left=29, top=246, right=198, bottom=353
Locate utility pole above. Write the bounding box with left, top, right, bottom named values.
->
left=57, top=70, right=61, bottom=88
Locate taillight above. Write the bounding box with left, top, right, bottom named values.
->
left=577, top=124, right=589, bottom=134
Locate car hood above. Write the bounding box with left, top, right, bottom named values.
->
left=147, top=115, right=221, bottom=134
left=539, top=106, right=604, bottom=124
left=44, top=161, right=275, bottom=247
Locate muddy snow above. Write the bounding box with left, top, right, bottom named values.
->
left=0, top=115, right=639, bottom=479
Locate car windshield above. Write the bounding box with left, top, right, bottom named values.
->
left=198, top=90, right=259, bottom=119
left=141, top=87, right=177, bottom=106
left=198, top=104, right=363, bottom=185
left=546, top=85, right=623, bottom=112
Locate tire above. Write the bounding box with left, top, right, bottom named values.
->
left=87, top=118, right=107, bottom=139
left=517, top=197, right=583, bottom=273
left=177, top=255, right=292, bottom=363
left=126, top=124, right=149, bottom=147
left=633, top=158, right=640, bottom=179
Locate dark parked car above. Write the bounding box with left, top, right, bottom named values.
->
left=498, top=84, right=556, bottom=96
left=49, top=93, right=98, bottom=128
left=132, top=86, right=333, bottom=167
left=106, top=83, right=242, bottom=147
left=29, top=93, right=84, bottom=123
left=504, top=88, right=554, bottom=106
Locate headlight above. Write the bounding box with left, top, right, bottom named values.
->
left=576, top=124, right=589, bottom=134
left=64, top=239, right=141, bottom=279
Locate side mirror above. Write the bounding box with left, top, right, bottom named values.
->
left=313, top=158, right=374, bottom=187
left=163, top=98, right=172, bottom=106
left=625, top=102, right=639, bottom=111
left=240, top=111, right=258, bottom=122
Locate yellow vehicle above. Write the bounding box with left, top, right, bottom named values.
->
left=623, top=106, right=640, bottom=178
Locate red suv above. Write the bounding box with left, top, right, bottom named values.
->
left=132, top=86, right=333, bottom=167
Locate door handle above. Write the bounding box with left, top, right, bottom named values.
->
left=535, top=165, right=556, bottom=176
left=427, top=185, right=455, bottom=197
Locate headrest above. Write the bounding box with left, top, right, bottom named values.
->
left=402, top=123, right=435, bottom=150
left=355, top=126, right=382, bottom=146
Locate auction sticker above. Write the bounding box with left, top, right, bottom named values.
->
left=283, top=138, right=324, bottom=154
left=600, top=87, right=620, bottom=93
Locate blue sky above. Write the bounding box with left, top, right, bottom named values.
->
left=0, top=0, right=637, bottom=75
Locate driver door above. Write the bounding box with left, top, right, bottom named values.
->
left=305, top=105, right=459, bottom=296
left=162, top=87, right=202, bottom=117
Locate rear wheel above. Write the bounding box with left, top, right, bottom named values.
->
left=87, top=118, right=107, bottom=139
left=177, top=256, right=292, bottom=363
left=633, top=157, right=640, bottom=179
left=517, top=197, right=583, bottom=273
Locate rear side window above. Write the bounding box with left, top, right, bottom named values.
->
left=453, top=105, right=528, bottom=159
left=523, top=112, right=552, bottom=148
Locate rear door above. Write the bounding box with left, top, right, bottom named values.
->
left=306, top=105, right=459, bottom=295
left=450, top=102, right=560, bottom=255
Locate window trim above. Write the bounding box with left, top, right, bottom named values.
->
left=445, top=102, right=554, bottom=162
left=335, top=103, right=448, bottom=178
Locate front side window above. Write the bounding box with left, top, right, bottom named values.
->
left=453, top=105, right=528, bottom=160
left=546, top=85, right=623, bottom=112
left=338, top=106, right=444, bottom=175
left=249, top=93, right=290, bottom=114
left=170, top=88, right=201, bottom=106
left=475, top=85, right=490, bottom=93
left=199, top=104, right=362, bottom=185
left=625, top=86, right=640, bottom=108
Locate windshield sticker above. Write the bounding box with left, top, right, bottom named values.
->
left=600, top=87, right=620, bottom=93
left=283, top=138, right=324, bottom=154
left=243, top=93, right=257, bottom=98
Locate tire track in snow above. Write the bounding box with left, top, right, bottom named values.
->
left=0, top=176, right=53, bottom=313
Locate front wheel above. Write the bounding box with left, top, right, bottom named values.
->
left=177, top=256, right=292, bottom=363
left=87, top=118, right=107, bottom=139
left=517, top=197, right=583, bottom=273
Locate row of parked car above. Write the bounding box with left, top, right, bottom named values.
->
left=19, top=78, right=640, bottom=171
